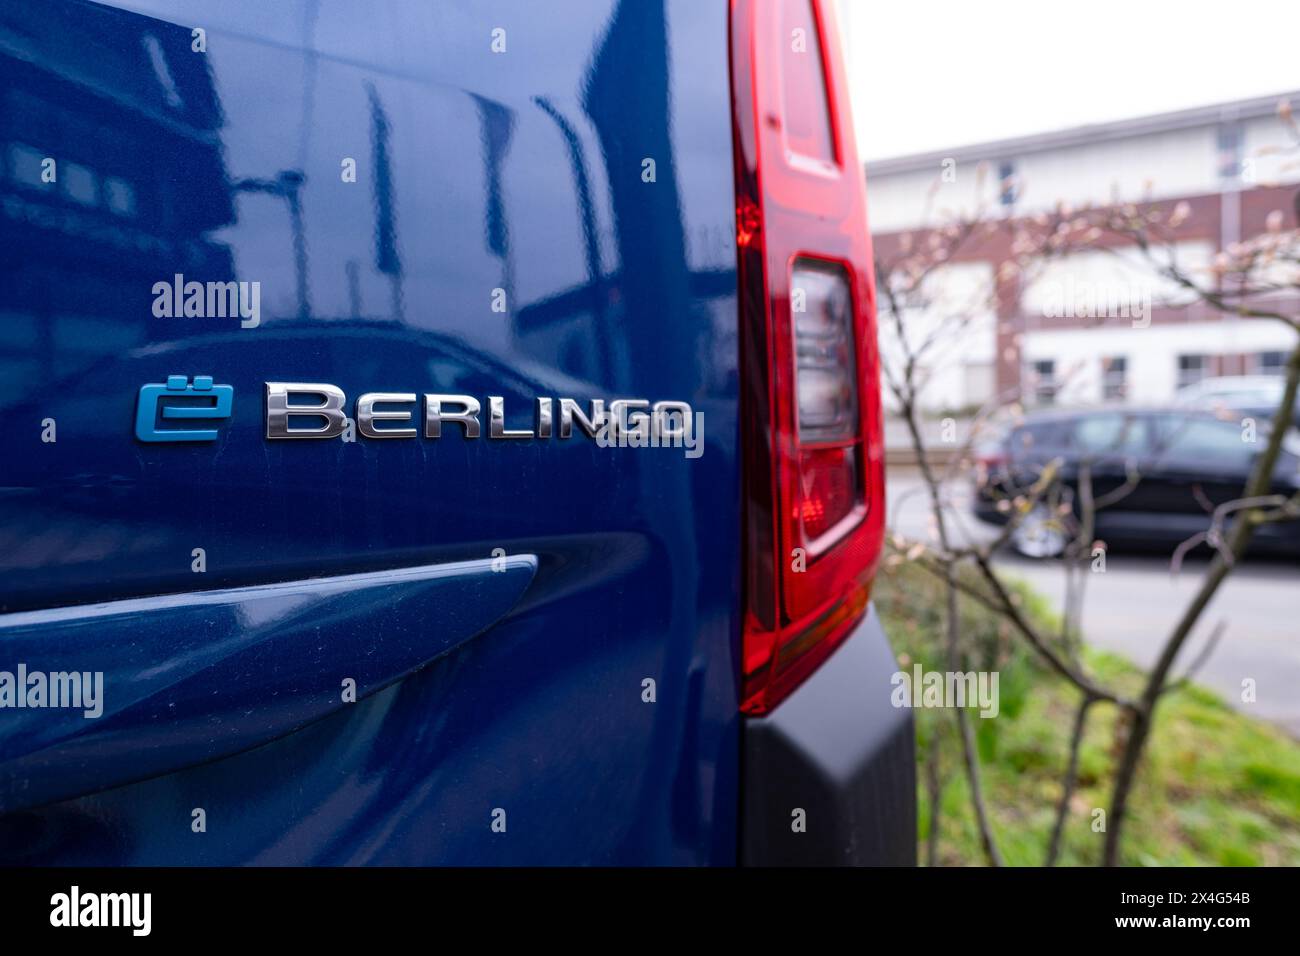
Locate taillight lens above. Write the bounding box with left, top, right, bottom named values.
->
left=793, top=260, right=859, bottom=442
left=732, top=0, right=885, bottom=714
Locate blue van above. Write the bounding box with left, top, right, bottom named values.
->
left=0, top=0, right=913, bottom=866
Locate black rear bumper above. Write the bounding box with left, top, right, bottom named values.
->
left=740, top=604, right=917, bottom=866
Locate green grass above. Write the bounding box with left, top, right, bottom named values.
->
left=875, top=559, right=1300, bottom=866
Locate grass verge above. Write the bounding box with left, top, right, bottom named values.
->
left=874, top=559, right=1300, bottom=866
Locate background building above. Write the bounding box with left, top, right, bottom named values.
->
left=866, top=92, right=1300, bottom=413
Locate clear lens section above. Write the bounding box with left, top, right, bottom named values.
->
left=791, top=260, right=857, bottom=442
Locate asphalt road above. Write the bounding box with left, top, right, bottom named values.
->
left=886, top=467, right=1300, bottom=737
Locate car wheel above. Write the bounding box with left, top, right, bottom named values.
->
left=1011, top=503, right=1066, bottom=558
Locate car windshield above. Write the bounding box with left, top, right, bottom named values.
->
left=1072, top=413, right=1147, bottom=456
left=1009, top=420, right=1067, bottom=453
left=1284, top=430, right=1300, bottom=458
left=1181, top=379, right=1284, bottom=404
left=1153, top=415, right=1256, bottom=467
left=1204, top=388, right=1279, bottom=405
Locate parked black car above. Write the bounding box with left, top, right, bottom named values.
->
left=973, top=407, right=1300, bottom=558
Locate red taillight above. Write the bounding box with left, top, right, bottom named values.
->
left=731, top=0, right=885, bottom=714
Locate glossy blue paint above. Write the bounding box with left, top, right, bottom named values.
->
left=0, top=556, right=537, bottom=813
left=0, top=0, right=742, bottom=863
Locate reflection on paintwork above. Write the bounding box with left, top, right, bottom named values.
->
left=0, top=0, right=741, bottom=865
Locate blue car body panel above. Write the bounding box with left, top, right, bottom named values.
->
left=0, top=556, right=539, bottom=813
left=0, top=0, right=743, bottom=864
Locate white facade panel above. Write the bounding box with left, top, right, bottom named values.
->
left=1014, top=126, right=1219, bottom=212
left=866, top=164, right=997, bottom=234
left=1019, top=241, right=1215, bottom=317
left=879, top=261, right=997, bottom=413
left=867, top=125, right=1224, bottom=232
left=1021, top=319, right=1295, bottom=406
left=1242, top=114, right=1300, bottom=186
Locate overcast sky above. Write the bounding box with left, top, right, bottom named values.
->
left=837, top=0, right=1300, bottom=161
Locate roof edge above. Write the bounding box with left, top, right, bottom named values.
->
left=865, top=90, right=1300, bottom=177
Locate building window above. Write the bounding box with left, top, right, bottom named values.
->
left=962, top=361, right=995, bottom=408
left=998, top=160, right=1018, bottom=207
left=1256, top=350, right=1285, bottom=375
left=1177, top=354, right=1208, bottom=390
left=8, top=143, right=48, bottom=187
left=1031, top=359, right=1056, bottom=405
left=63, top=161, right=97, bottom=206
left=142, top=34, right=186, bottom=109
left=1102, top=356, right=1127, bottom=401
left=103, top=176, right=137, bottom=217
left=1216, top=123, right=1242, bottom=182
